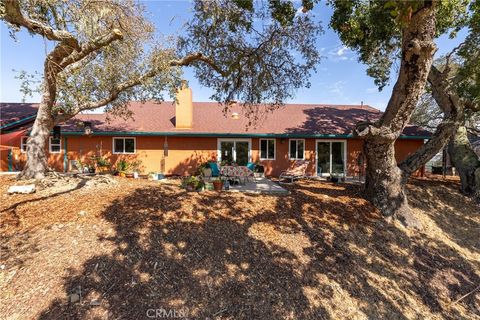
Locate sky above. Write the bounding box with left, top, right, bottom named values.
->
left=0, top=0, right=468, bottom=111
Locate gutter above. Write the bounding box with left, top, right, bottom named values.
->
left=60, top=131, right=430, bottom=140
left=0, top=115, right=36, bottom=130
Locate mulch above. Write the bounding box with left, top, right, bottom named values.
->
left=0, top=175, right=478, bottom=319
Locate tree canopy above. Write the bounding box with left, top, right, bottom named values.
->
left=328, top=0, right=471, bottom=90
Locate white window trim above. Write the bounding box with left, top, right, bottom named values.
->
left=21, top=136, right=29, bottom=153
left=49, top=136, right=62, bottom=153
left=314, top=139, right=347, bottom=177
left=259, top=138, right=276, bottom=160
left=289, top=139, right=305, bottom=160
left=217, top=138, right=252, bottom=163
left=112, top=137, right=136, bottom=154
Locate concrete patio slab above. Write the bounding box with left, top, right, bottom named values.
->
left=228, top=177, right=288, bottom=194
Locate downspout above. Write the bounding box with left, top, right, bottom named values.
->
left=63, top=136, right=68, bottom=172
left=8, top=148, right=13, bottom=172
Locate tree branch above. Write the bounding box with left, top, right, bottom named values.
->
left=399, top=65, right=464, bottom=177
left=170, top=52, right=227, bottom=77
left=2, top=0, right=80, bottom=51
left=59, top=29, right=124, bottom=68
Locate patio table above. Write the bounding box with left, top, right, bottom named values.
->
left=220, top=166, right=254, bottom=184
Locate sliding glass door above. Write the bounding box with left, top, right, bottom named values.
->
left=218, top=139, right=251, bottom=166
left=316, top=140, right=346, bottom=176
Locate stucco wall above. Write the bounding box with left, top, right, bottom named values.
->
left=1, top=134, right=425, bottom=177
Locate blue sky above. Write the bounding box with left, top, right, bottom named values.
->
left=0, top=1, right=467, bottom=111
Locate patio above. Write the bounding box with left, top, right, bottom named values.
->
left=228, top=177, right=288, bottom=194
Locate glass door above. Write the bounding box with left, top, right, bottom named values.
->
left=235, top=141, right=249, bottom=166
left=316, top=141, right=346, bottom=176
left=220, top=141, right=234, bottom=164
left=316, top=142, right=330, bottom=176
left=218, top=139, right=251, bottom=165
left=331, top=142, right=345, bottom=175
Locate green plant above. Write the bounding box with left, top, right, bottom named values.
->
left=116, top=159, right=130, bottom=173
left=129, top=159, right=142, bottom=172
left=96, top=156, right=110, bottom=167
left=181, top=176, right=204, bottom=190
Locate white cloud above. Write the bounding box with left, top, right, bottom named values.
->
left=366, top=87, right=378, bottom=94
left=328, top=80, right=346, bottom=94
left=336, top=46, right=349, bottom=56
left=324, top=45, right=355, bottom=62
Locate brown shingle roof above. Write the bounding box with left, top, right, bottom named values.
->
left=1, top=101, right=431, bottom=137
left=0, top=103, right=38, bottom=129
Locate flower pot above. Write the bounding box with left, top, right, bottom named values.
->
left=213, top=180, right=223, bottom=191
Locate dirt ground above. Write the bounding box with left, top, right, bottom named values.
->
left=0, top=174, right=478, bottom=319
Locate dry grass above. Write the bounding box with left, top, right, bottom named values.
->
left=0, top=175, right=478, bottom=319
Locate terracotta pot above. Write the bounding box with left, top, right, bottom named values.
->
left=213, top=180, right=223, bottom=191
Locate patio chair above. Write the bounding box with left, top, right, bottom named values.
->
left=279, top=160, right=309, bottom=183
left=208, top=162, right=220, bottom=177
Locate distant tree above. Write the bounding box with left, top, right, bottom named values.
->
left=1, top=0, right=321, bottom=179
left=328, top=0, right=472, bottom=227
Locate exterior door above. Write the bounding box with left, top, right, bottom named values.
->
left=235, top=141, right=249, bottom=166
left=218, top=139, right=251, bottom=165
left=220, top=141, right=234, bottom=164
left=316, top=140, right=346, bottom=176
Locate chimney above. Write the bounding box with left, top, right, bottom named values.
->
left=175, top=81, right=193, bottom=129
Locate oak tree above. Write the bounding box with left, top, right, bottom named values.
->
left=1, top=0, right=321, bottom=179
left=328, top=0, right=471, bottom=227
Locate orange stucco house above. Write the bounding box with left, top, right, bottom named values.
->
left=0, top=87, right=429, bottom=176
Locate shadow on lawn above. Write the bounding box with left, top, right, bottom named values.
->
left=0, top=178, right=89, bottom=270
left=38, top=180, right=479, bottom=319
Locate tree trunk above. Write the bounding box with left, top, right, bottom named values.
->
left=364, top=138, right=421, bottom=228
left=357, top=4, right=436, bottom=228
left=448, top=126, right=480, bottom=198
left=19, top=103, right=55, bottom=180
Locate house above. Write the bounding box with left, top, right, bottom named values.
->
left=0, top=87, right=429, bottom=176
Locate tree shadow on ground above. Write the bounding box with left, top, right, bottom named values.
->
left=407, top=178, right=480, bottom=252
left=37, top=179, right=479, bottom=319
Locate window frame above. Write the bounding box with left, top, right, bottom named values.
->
left=21, top=136, right=29, bottom=153
left=112, top=137, right=136, bottom=154
left=259, top=138, right=276, bottom=160
left=289, top=139, right=305, bottom=160
left=49, top=136, right=62, bottom=154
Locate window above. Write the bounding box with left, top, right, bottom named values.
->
left=289, top=139, right=305, bottom=160
left=49, top=137, right=61, bottom=153
left=113, top=137, right=136, bottom=154
left=21, top=136, right=29, bottom=153
left=260, top=139, right=275, bottom=160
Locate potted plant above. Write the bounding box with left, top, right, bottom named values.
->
left=181, top=176, right=204, bottom=192
left=129, top=160, right=142, bottom=178
left=95, top=156, right=110, bottom=173
left=212, top=177, right=223, bottom=191
left=205, top=181, right=214, bottom=191
left=116, top=159, right=129, bottom=177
